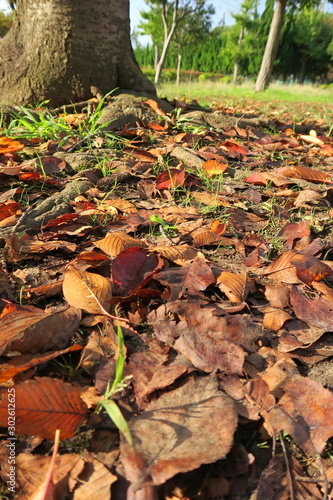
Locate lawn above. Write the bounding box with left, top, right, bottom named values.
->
left=158, top=80, right=333, bottom=105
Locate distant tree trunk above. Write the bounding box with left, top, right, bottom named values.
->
left=154, top=0, right=179, bottom=85
left=299, top=55, right=307, bottom=84
left=255, top=0, right=287, bottom=92
left=0, top=0, right=155, bottom=106
left=176, top=52, right=182, bottom=86
left=154, top=44, right=159, bottom=70
left=233, top=25, right=245, bottom=85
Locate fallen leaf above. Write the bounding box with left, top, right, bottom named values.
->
left=148, top=301, right=247, bottom=374
left=0, top=448, right=84, bottom=499
left=63, top=267, right=112, bottom=314
left=281, top=377, right=333, bottom=453
left=120, top=373, right=237, bottom=485
left=263, top=308, right=293, bottom=331
left=156, top=168, right=185, bottom=190
left=154, top=257, right=215, bottom=301
left=217, top=272, right=252, bottom=303
left=95, top=231, right=143, bottom=258
left=290, top=286, right=333, bottom=331
left=0, top=377, right=88, bottom=439
left=281, top=165, right=331, bottom=183
left=0, top=344, right=83, bottom=384
left=70, top=457, right=116, bottom=500
left=28, top=429, right=60, bottom=500
left=0, top=303, right=81, bottom=354
left=112, top=247, right=164, bottom=296
left=202, top=159, right=228, bottom=177
left=299, top=134, right=324, bottom=145
left=153, top=244, right=203, bottom=265
left=0, top=137, right=25, bottom=154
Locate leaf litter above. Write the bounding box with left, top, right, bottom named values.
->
left=0, top=94, right=333, bottom=499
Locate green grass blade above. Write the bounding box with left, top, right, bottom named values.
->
left=100, top=399, right=133, bottom=446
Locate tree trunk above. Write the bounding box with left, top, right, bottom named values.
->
left=0, top=0, right=155, bottom=106
left=299, top=55, right=307, bottom=84
left=154, top=0, right=179, bottom=85
left=154, top=44, right=159, bottom=70
left=232, top=25, right=244, bottom=85
left=176, top=52, right=182, bottom=86
left=254, top=0, right=287, bottom=92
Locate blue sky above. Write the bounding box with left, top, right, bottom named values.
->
left=0, top=0, right=263, bottom=26
left=130, top=0, right=264, bottom=31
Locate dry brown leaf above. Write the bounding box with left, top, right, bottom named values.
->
left=264, top=250, right=300, bottom=283
left=72, top=458, right=116, bottom=500
left=63, top=267, right=112, bottom=314
left=28, top=429, right=60, bottom=500
left=192, top=230, right=228, bottom=247
left=148, top=301, right=247, bottom=374
left=153, top=244, right=203, bottom=265
left=281, top=378, right=333, bottom=453
left=0, top=378, right=88, bottom=439
left=290, top=286, right=333, bottom=331
left=0, top=137, right=25, bottom=154
left=0, top=447, right=84, bottom=499
left=0, top=344, right=83, bottom=384
left=263, top=308, right=293, bottom=331
left=264, top=284, right=290, bottom=309
left=281, top=165, right=331, bottom=183
left=120, top=373, right=237, bottom=486
left=95, top=231, right=143, bottom=258
left=191, top=191, right=231, bottom=207
left=100, top=198, right=137, bottom=214
left=0, top=303, right=81, bottom=355
left=290, top=252, right=332, bottom=284
left=217, top=272, right=251, bottom=303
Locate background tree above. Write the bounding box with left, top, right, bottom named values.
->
left=254, top=0, right=331, bottom=91
left=0, top=0, right=155, bottom=107
left=172, top=0, right=215, bottom=85
left=255, top=0, right=288, bottom=91
left=139, top=0, right=213, bottom=85
left=138, top=3, right=165, bottom=69
left=293, top=8, right=333, bottom=82
left=0, top=10, right=12, bottom=37
left=231, top=0, right=259, bottom=83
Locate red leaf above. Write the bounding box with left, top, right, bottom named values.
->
left=112, top=247, right=163, bottom=296
left=156, top=168, right=185, bottom=190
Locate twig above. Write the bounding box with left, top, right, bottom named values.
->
left=279, top=431, right=294, bottom=500
left=159, top=224, right=177, bottom=246
left=316, top=453, right=329, bottom=500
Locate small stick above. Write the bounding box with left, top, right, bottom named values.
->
left=279, top=431, right=294, bottom=500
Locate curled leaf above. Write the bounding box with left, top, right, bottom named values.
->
left=63, top=267, right=112, bottom=314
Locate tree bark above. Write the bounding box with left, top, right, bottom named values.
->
left=255, top=0, right=287, bottom=92
left=0, top=0, right=155, bottom=106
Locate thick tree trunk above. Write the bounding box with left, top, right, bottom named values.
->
left=0, top=0, right=155, bottom=106
left=255, top=0, right=287, bottom=92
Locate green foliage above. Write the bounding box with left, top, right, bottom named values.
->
left=0, top=9, right=12, bottom=37
left=134, top=0, right=333, bottom=83
left=276, top=7, right=333, bottom=82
